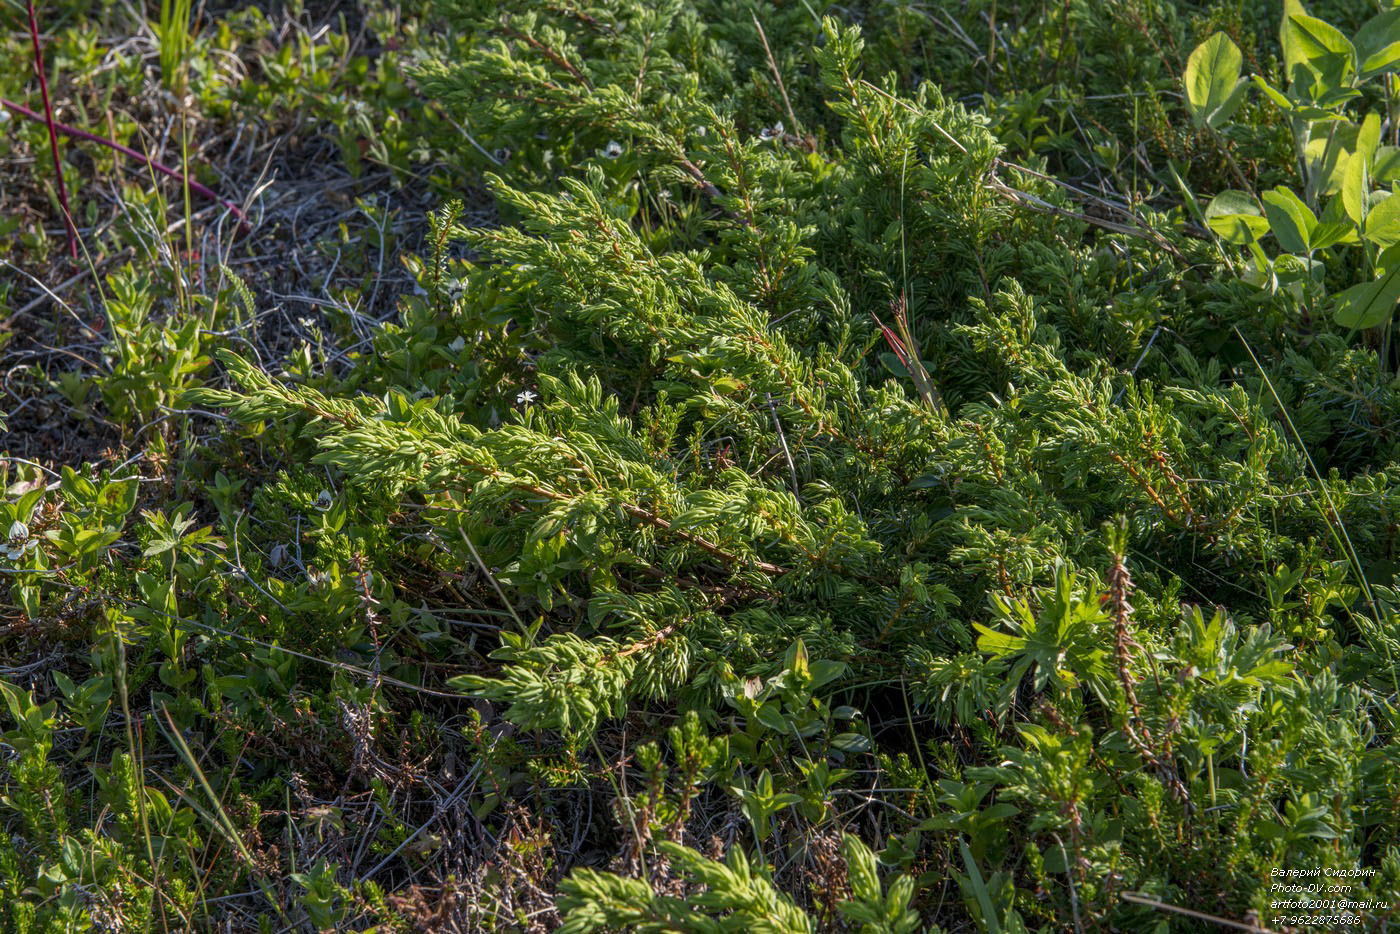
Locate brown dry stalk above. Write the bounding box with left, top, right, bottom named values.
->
left=1108, top=551, right=1154, bottom=755
left=350, top=553, right=385, bottom=693
left=752, top=14, right=799, bottom=136
left=1107, top=549, right=1191, bottom=806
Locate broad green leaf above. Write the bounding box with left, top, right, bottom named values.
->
left=1279, top=0, right=1309, bottom=78
left=1241, top=253, right=1272, bottom=289
left=1333, top=244, right=1400, bottom=329
left=1315, top=87, right=1364, bottom=111
left=1364, top=191, right=1400, bottom=248
left=1307, top=120, right=1360, bottom=197
left=1206, top=190, right=1269, bottom=244
left=1206, top=190, right=1263, bottom=219
left=1361, top=42, right=1400, bottom=77
left=973, top=623, right=1024, bottom=657
left=1356, top=10, right=1400, bottom=77
left=830, top=732, right=872, bottom=754
left=1289, top=13, right=1355, bottom=61
left=1184, top=33, right=1247, bottom=129
left=1209, top=215, right=1270, bottom=246
left=1311, top=194, right=1361, bottom=249
left=1343, top=114, right=1382, bottom=225
left=1261, top=187, right=1317, bottom=252
left=1375, top=146, right=1400, bottom=185
left=1359, top=112, right=1383, bottom=165
left=1344, top=154, right=1371, bottom=225
left=1285, top=13, right=1357, bottom=85
left=754, top=701, right=789, bottom=734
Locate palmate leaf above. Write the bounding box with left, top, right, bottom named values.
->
left=1183, top=33, right=1248, bottom=130
left=976, top=563, right=1110, bottom=696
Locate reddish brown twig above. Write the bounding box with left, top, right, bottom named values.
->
left=872, top=294, right=946, bottom=415
left=1107, top=545, right=1190, bottom=808
left=1, top=98, right=251, bottom=237
left=25, top=0, right=77, bottom=259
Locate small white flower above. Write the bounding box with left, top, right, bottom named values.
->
left=602, top=140, right=624, bottom=159
left=313, top=490, right=334, bottom=511
left=694, top=125, right=707, bottom=137
left=759, top=126, right=775, bottom=141
left=772, top=120, right=784, bottom=135
left=516, top=389, right=538, bottom=405
left=0, top=109, right=10, bottom=125
left=299, top=316, right=316, bottom=329
left=493, top=147, right=512, bottom=162
left=2, top=522, right=35, bottom=562
left=448, top=336, right=466, bottom=353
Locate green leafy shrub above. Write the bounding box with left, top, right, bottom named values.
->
left=3, top=0, right=1400, bottom=929
left=183, top=0, right=1400, bottom=928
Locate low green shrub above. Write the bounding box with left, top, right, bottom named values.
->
left=2, top=0, right=1399, bottom=929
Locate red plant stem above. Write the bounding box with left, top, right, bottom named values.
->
left=1, top=98, right=249, bottom=236
left=872, top=314, right=910, bottom=367
left=25, top=0, right=77, bottom=259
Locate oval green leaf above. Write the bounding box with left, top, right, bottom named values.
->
left=1261, top=186, right=1317, bottom=253
left=1206, top=190, right=1269, bottom=245
left=1364, top=191, right=1400, bottom=249
left=1184, top=33, right=1247, bottom=130
left=1286, top=13, right=1357, bottom=84
left=1333, top=243, right=1400, bottom=329
left=1356, top=9, right=1400, bottom=77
